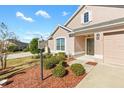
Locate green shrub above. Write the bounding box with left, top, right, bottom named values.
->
left=43, top=58, right=55, bottom=69
left=23, top=46, right=29, bottom=52
left=44, top=53, right=52, bottom=58
left=29, top=38, right=40, bottom=54
left=58, top=52, right=66, bottom=58
left=52, top=65, right=67, bottom=77
left=32, top=55, right=40, bottom=59
left=58, top=60, right=68, bottom=67
left=58, top=60, right=65, bottom=66
left=55, top=52, right=66, bottom=62
left=8, top=45, right=19, bottom=52
left=50, top=56, right=59, bottom=64
left=71, top=63, right=85, bottom=76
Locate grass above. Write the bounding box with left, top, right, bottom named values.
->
left=7, top=56, right=39, bottom=67
left=0, top=56, right=40, bottom=80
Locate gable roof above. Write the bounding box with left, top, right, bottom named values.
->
left=48, top=24, right=72, bottom=40
left=64, top=5, right=85, bottom=27
left=64, top=5, right=124, bottom=27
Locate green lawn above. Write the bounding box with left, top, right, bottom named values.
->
left=0, top=56, right=40, bottom=80
left=7, top=56, right=39, bottom=67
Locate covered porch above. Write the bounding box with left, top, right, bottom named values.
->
left=73, top=33, right=95, bottom=56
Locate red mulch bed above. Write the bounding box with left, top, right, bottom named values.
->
left=86, top=62, right=97, bottom=66
left=3, top=65, right=86, bottom=88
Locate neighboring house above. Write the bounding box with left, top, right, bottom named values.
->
left=7, top=39, right=28, bottom=51
left=48, top=5, right=124, bottom=65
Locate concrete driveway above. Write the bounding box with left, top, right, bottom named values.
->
left=76, top=63, right=124, bottom=88
left=7, top=52, right=33, bottom=59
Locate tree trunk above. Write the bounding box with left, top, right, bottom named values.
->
left=0, top=55, right=4, bottom=69
left=3, top=53, right=7, bottom=69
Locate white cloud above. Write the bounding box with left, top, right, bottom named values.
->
left=20, top=31, right=50, bottom=43
left=26, top=31, right=50, bottom=39
left=16, top=11, right=34, bottom=22
left=62, top=11, right=69, bottom=16
left=35, top=10, right=51, bottom=19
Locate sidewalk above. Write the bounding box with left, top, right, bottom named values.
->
left=7, top=52, right=33, bottom=59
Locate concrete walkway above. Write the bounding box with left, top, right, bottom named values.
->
left=69, top=55, right=98, bottom=73
left=76, top=63, right=124, bottom=88
left=7, top=52, right=33, bottom=59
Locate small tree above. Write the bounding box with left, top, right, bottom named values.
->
left=29, top=38, right=40, bottom=55
left=23, top=44, right=30, bottom=52
left=0, top=22, right=16, bottom=69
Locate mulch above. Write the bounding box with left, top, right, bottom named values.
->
left=3, top=65, right=86, bottom=88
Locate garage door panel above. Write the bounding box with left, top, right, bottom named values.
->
left=104, top=32, right=124, bottom=65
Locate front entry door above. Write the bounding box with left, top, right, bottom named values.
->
left=87, top=38, right=94, bottom=55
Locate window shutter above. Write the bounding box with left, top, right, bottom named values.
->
left=89, top=10, right=92, bottom=22
left=81, top=13, right=84, bottom=24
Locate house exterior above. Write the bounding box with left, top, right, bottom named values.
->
left=48, top=5, right=124, bottom=65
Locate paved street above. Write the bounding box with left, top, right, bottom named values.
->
left=7, top=52, right=33, bottom=59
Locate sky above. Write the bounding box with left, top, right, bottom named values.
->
left=0, top=5, right=78, bottom=43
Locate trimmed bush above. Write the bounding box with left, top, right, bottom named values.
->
left=44, top=53, right=52, bottom=58
left=71, top=63, right=85, bottom=76
left=55, top=52, right=66, bottom=62
left=43, top=58, right=55, bottom=69
left=50, top=56, right=59, bottom=64
left=43, top=55, right=60, bottom=69
left=52, top=65, right=67, bottom=77
left=58, top=60, right=65, bottom=66
left=58, top=60, right=68, bottom=67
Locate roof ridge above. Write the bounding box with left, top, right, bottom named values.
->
left=47, top=24, right=72, bottom=40
left=58, top=24, right=72, bottom=32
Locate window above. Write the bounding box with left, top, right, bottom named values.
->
left=84, top=12, right=89, bottom=23
left=56, top=38, right=65, bottom=51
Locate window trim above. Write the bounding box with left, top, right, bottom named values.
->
left=56, top=38, right=65, bottom=51
left=84, top=12, right=89, bottom=23
left=81, top=10, right=92, bottom=24
left=54, top=36, right=66, bottom=52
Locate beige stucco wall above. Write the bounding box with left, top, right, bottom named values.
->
left=94, top=32, right=104, bottom=59
left=48, top=27, right=75, bottom=55
left=74, top=36, right=85, bottom=55
left=66, top=5, right=124, bottom=29
left=48, top=39, right=54, bottom=52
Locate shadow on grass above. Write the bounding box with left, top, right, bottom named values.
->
left=11, top=60, right=39, bottom=68
left=0, top=68, right=26, bottom=81
left=0, top=68, right=22, bottom=75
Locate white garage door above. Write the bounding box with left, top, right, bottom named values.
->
left=104, top=31, right=124, bottom=65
